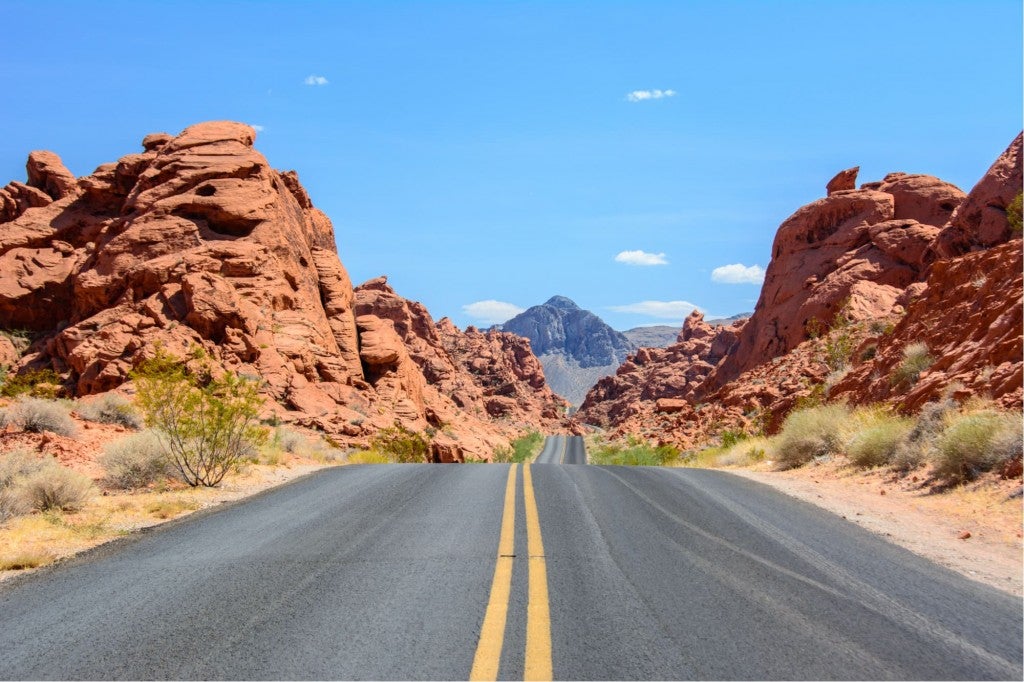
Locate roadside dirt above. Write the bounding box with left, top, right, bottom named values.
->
left=727, top=460, right=1023, bottom=596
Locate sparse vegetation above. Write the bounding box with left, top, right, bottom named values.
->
left=346, top=449, right=391, bottom=465
left=273, top=427, right=306, bottom=454
left=771, top=403, right=850, bottom=469
left=0, top=451, right=94, bottom=514
left=934, top=410, right=1021, bottom=483
left=368, top=423, right=431, bottom=463
left=1008, top=191, right=1022, bottom=234
left=100, top=430, right=171, bottom=489
left=132, top=348, right=267, bottom=487
left=891, top=342, right=933, bottom=386
left=845, top=409, right=913, bottom=468
left=590, top=437, right=679, bottom=466
left=0, top=368, right=62, bottom=399
left=76, top=393, right=142, bottom=429
left=494, top=430, right=544, bottom=463
left=0, top=397, right=77, bottom=436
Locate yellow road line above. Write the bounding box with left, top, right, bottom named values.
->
left=470, top=465, right=519, bottom=681
left=558, top=436, right=567, bottom=464
left=522, top=464, right=553, bottom=681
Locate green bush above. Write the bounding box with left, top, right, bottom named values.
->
left=0, top=368, right=62, bottom=399
left=1, top=397, right=76, bottom=437
left=76, top=393, right=142, bottom=429
left=369, top=423, right=431, bottom=463
left=933, top=411, right=1020, bottom=483
left=891, top=343, right=933, bottom=387
left=100, top=430, right=170, bottom=489
left=493, top=431, right=543, bottom=463
left=1008, top=191, right=1022, bottom=234
left=772, top=404, right=850, bottom=469
left=590, top=439, right=679, bottom=466
left=133, top=348, right=267, bottom=487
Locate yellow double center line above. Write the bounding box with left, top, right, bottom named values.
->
left=470, top=464, right=552, bottom=681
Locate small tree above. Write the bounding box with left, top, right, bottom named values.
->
left=370, top=423, right=431, bottom=463
left=132, top=348, right=266, bottom=487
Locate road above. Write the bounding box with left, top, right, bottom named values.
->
left=0, top=437, right=1021, bottom=680
left=533, top=434, right=586, bottom=464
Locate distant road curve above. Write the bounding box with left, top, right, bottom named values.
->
left=533, top=434, right=586, bottom=464
left=0, top=455, right=1020, bottom=679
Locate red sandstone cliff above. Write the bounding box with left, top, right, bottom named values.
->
left=0, top=121, right=565, bottom=461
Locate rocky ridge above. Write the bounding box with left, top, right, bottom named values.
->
left=577, top=134, right=1023, bottom=447
left=0, top=121, right=566, bottom=461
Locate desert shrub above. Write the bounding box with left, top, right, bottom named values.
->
left=590, top=438, right=679, bottom=466
left=891, top=342, right=933, bottom=387
left=133, top=348, right=267, bottom=487
left=714, top=436, right=769, bottom=467
left=845, top=412, right=913, bottom=468
left=347, top=449, right=391, bottom=465
left=824, top=329, right=856, bottom=371
left=934, top=411, right=1021, bottom=483
left=100, top=430, right=170, bottom=489
left=0, top=450, right=47, bottom=521
left=0, top=368, right=62, bottom=399
left=497, top=430, right=543, bottom=463
left=18, top=464, right=94, bottom=512
left=1008, top=191, right=1022, bottom=234
left=369, top=423, right=431, bottom=463
left=273, top=427, right=305, bottom=454
left=2, top=397, right=76, bottom=436
left=76, top=393, right=142, bottom=429
left=772, top=403, right=850, bottom=469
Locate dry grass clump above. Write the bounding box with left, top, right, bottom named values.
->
left=76, top=393, right=142, bottom=429
left=1, top=450, right=93, bottom=515
left=934, top=410, right=1022, bottom=483
left=346, top=450, right=391, bottom=464
left=891, top=342, right=933, bottom=386
left=771, top=403, right=851, bottom=469
left=843, top=407, right=914, bottom=468
left=714, top=436, right=770, bottom=467
left=274, top=427, right=306, bottom=454
left=100, top=430, right=171, bottom=489
left=0, top=397, right=77, bottom=436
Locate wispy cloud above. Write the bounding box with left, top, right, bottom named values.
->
left=615, top=250, right=668, bottom=266
left=711, top=263, right=765, bottom=284
left=463, top=300, right=525, bottom=325
left=304, top=75, right=329, bottom=86
left=251, top=124, right=265, bottom=132
left=609, top=300, right=699, bottom=320
left=626, top=89, right=676, bottom=102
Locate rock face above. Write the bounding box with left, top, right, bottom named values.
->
left=705, top=170, right=965, bottom=391
left=501, top=296, right=636, bottom=406
left=577, top=133, right=1023, bottom=444
left=0, top=121, right=565, bottom=460
left=577, top=311, right=744, bottom=430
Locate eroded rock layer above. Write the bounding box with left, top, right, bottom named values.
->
left=0, top=121, right=566, bottom=460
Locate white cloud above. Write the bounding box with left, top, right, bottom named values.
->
left=462, top=300, right=525, bottom=325
left=711, top=263, right=765, bottom=285
left=251, top=124, right=265, bottom=132
left=608, top=300, right=699, bottom=320
left=615, top=250, right=668, bottom=266
left=626, top=89, right=676, bottom=102
left=304, top=75, right=329, bottom=86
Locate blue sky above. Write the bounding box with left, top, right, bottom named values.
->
left=1, top=1, right=1020, bottom=330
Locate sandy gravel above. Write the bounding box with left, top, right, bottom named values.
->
left=727, top=461, right=1023, bottom=596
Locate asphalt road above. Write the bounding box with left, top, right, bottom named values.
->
left=533, top=435, right=586, bottom=464
left=0, top=440, right=1021, bottom=680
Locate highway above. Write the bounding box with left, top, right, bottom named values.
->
left=0, top=437, right=1020, bottom=680
left=533, top=434, right=586, bottom=464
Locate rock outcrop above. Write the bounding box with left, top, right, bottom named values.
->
left=577, top=132, right=1023, bottom=444
left=0, top=121, right=565, bottom=460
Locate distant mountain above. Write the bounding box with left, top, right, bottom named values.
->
left=502, top=296, right=634, bottom=405
left=622, top=325, right=679, bottom=348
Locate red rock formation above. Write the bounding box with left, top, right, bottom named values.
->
left=0, top=121, right=564, bottom=461
left=831, top=240, right=1022, bottom=411
left=704, top=170, right=965, bottom=392
left=931, top=133, right=1023, bottom=257
left=577, top=133, right=1022, bottom=445
left=576, top=310, right=743, bottom=428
